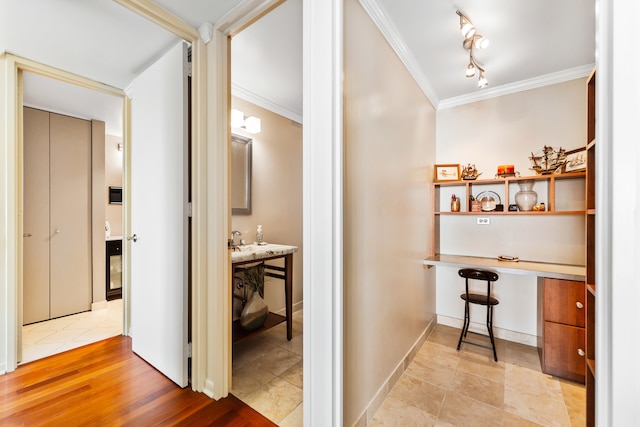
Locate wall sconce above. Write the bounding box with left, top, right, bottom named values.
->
left=456, top=10, right=490, bottom=89
left=231, top=109, right=261, bottom=134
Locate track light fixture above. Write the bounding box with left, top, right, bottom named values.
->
left=456, top=10, right=489, bottom=89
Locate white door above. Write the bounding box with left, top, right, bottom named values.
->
left=128, top=41, right=189, bottom=387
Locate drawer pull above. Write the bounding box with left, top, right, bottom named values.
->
left=576, top=302, right=584, bottom=309
left=578, top=348, right=585, bottom=357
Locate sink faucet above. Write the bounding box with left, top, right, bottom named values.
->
left=230, top=230, right=242, bottom=250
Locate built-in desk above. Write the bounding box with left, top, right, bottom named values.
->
left=423, top=254, right=585, bottom=281
left=232, top=244, right=298, bottom=343
left=425, top=254, right=587, bottom=382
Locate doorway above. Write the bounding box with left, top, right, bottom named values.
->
left=20, top=72, right=125, bottom=364
left=228, top=0, right=303, bottom=423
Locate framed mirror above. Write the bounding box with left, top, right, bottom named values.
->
left=231, top=133, right=252, bottom=214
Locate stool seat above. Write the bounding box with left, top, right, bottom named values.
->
left=460, top=293, right=499, bottom=306
left=456, top=268, right=500, bottom=362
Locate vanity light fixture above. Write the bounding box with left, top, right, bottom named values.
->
left=231, top=108, right=261, bottom=134
left=456, top=10, right=489, bottom=89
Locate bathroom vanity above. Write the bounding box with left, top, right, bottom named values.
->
left=231, top=243, right=298, bottom=343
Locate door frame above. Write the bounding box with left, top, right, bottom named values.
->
left=0, top=53, right=127, bottom=371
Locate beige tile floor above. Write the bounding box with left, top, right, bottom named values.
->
left=232, top=310, right=304, bottom=426
left=20, top=299, right=123, bottom=365
left=208, top=311, right=584, bottom=427
left=370, top=324, right=586, bottom=427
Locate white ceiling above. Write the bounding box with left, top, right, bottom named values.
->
left=2, top=0, right=595, bottom=135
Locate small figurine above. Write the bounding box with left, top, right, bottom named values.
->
left=461, top=163, right=482, bottom=180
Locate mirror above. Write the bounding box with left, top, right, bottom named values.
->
left=231, top=133, right=252, bottom=214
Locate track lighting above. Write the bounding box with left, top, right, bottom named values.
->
left=457, top=10, right=489, bottom=89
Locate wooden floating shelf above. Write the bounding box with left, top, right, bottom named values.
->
left=435, top=210, right=585, bottom=216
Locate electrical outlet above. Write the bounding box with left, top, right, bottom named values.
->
left=477, top=217, right=490, bottom=225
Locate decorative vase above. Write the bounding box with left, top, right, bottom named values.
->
left=515, top=180, right=538, bottom=211
left=240, top=290, right=269, bottom=331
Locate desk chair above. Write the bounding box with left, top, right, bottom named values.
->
left=457, top=268, right=500, bottom=362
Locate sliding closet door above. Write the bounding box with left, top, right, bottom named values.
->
left=49, top=113, right=92, bottom=318
left=23, top=108, right=51, bottom=324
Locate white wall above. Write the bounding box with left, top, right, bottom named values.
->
left=435, top=79, right=588, bottom=342
left=344, top=0, right=437, bottom=424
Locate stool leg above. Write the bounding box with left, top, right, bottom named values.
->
left=457, top=300, right=469, bottom=351
left=487, top=305, right=497, bottom=362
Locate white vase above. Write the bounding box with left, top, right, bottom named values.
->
left=515, top=180, right=538, bottom=211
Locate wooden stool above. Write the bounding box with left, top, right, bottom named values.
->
left=456, top=268, right=500, bottom=361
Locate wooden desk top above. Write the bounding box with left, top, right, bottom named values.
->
left=423, top=254, right=585, bottom=281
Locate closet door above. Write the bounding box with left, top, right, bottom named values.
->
left=23, top=108, right=51, bottom=324
left=49, top=113, right=92, bottom=318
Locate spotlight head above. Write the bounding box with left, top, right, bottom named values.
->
left=474, top=36, right=490, bottom=50
left=457, top=10, right=476, bottom=39
left=478, top=72, right=488, bottom=89
left=466, top=63, right=476, bottom=78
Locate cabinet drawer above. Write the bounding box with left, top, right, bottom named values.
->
left=543, top=278, right=585, bottom=327
left=542, top=321, right=585, bottom=383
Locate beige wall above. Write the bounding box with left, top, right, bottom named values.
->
left=344, top=0, right=437, bottom=424
left=435, top=79, right=587, bottom=341
left=231, top=97, right=303, bottom=315
left=105, top=134, right=123, bottom=237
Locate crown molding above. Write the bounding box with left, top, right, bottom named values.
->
left=232, top=84, right=303, bottom=124
left=358, top=0, right=439, bottom=109
left=438, top=64, right=596, bottom=109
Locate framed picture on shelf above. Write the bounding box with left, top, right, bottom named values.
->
left=564, top=147, right=587, bottom=172
left=434, top=164, right=461, bottom=182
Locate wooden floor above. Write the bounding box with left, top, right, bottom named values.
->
left=0, top=336, right=276, bottom=426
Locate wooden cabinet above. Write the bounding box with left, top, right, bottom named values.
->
left=541, top=278, right=586, bottom=383
left=585, top=68, right=596, bottom=427
left=106, top=239, right=123, bottom=301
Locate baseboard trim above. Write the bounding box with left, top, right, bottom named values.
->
left=203, top=379, right=215, bottom=399
left=437, top=314, right=538, bottom=347
left=352, top=316, right=437, bottom=427
left=273, top=301, right=303, bottom=316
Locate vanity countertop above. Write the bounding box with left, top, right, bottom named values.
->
left=231, top=243, right=298, bottom=263
left=106, top=235, right=123, bottom=241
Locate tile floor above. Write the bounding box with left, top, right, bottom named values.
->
left=231, top=310, right=304, bottom=426
left=370, top=324, right=586, bottom=427
left=20, top=299, right=123, bottom=365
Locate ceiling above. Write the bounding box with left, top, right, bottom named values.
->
left=1, top=0, right=595, bottom=135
